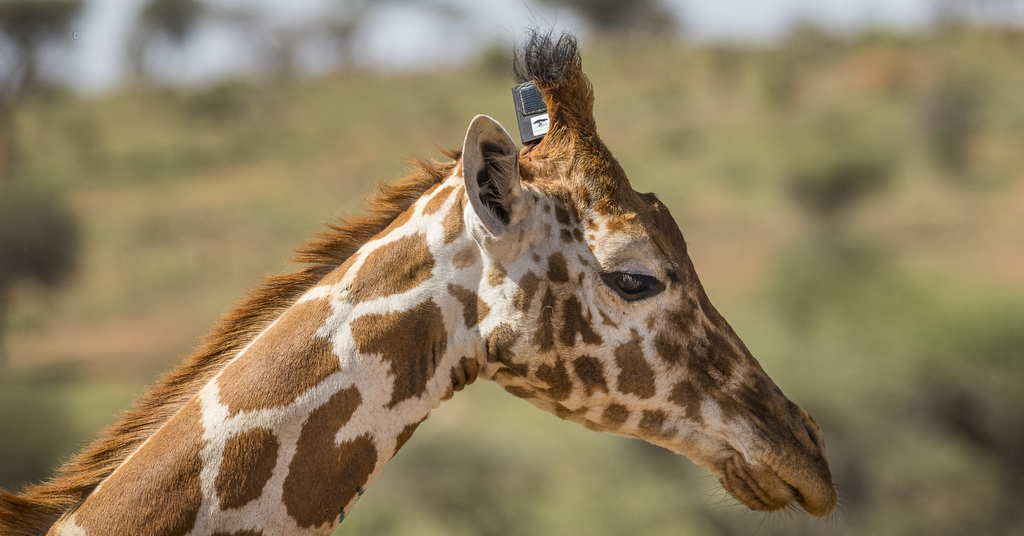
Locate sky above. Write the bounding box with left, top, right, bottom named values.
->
left=64, top=0, right=945, bottom=94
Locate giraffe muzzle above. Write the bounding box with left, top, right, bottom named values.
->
left=716, top=407, right=838, bottom=517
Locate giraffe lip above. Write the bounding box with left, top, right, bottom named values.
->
left=717, top=451, right=835, bottom=517
left=718, top=454, right=794, bottom=512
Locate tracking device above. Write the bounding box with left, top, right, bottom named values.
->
left=512, top=81, right=550, bottom=145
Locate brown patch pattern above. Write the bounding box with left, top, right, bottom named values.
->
left=447, top=283, right=490, bottom=328
left=533, top=289, right=557, bottom=352
left=218, top=298, right=339, bottom=416
left=487, top=262, right=507, bottom=287
left=423, top=184, right=456, bottom=215
left=441, top=194, right=465, bottom=244
left=350, top=299, right=448, bottom=407
left=283, top=386, right=375, bottom=528
left=513, top=270, right=540, bottom=312
left=216, top=427, right=280, bottom=510
left=559, top=296, right=602, bottom=346
left=536, top=358, right=572, bottom=401
left=349, top=233, right=435, bottom=304
left=547, top=252, right=569, bottom=283
left=639, top=410, right=670, bottom=438
left=74, top=399, right=205, bottom=536
left=602, top=404, right=630, bottom=429
left=452, top=243, right=479, bottom=268
left=614, top=335, right=656, bottom=399
left=669, top=380, right=704, bottom=424
left=572, top=355, right=609, bottom=396
left=394, top=422, right=421, bottom=454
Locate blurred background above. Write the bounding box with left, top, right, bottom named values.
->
left=1, top=0, right=1023, bottom=534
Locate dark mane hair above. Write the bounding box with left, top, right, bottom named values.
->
left=512, top=29, right=596, bottom=141
left=0, top=152, right=459, bottom=536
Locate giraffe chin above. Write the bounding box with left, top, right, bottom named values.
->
left=717, top=451, right=836, bottom=517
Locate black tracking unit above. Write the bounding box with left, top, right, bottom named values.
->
left=512, top=81, right=549, bottom=145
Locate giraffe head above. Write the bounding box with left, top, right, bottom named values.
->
left=457, top=32, right=837, bottom=517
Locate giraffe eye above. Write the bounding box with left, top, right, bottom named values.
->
left=600, top=271, right=665, bottom=301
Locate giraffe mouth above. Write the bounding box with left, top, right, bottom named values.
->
left=718, top=453, right=796, bottom=512
left=716, top=451, right=834, bottom=516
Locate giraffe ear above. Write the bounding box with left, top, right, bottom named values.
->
left=462, top=114, right=520, bottom=236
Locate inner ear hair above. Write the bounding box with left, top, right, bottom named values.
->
left=477, top=141, right=516, bottom=225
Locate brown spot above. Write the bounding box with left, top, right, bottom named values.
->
left=639, top=410, right=670, bottom=438
left=504, top=385, right=535, bottom=399
left=606, top=218, right=627, bottom=233
left=373, top=205, right=414, bottom=240
left=423, top=184, right=456, bottom=215
left=212, top=531, right=263, bottom=536
left=531, top=252, right=541, bottom=263
left=554, top=204, right=571, bottom=225
left=216, top=427, right=280, bottom=510
left=218, top=298, right=339, bottom=416
left=74, top=399, right=205, bottom=536
left=284, top=387, right=376, bottom=528
left=453, top=243, right=479, bottom=268
left=543, top=203, right=551, bottom=213
left=487, top=323, right=520, bottom=371
left=553, top=403, right=573, bottom=419
left=450, top=356, right=480, bottom=392
left=536, top=358, right=572, bottom=401
left=487, top=262, right=506, bottom=287
left=349, top=233, right=435, bottom=303
left=513, top=271, right=540, bottom=312
left=598, top=310, right=619, bottom=328
left=318, top=252, right=359, bottom=287
left=560, top=229, right=574, bottom=243
left=577, top=254, right=590, bottom=266
left=655, top=332, right=684, bottom=366
left=573, top=356, right=608, bottom=396
left=602, top=404, right=630, bottom=429
left=559, top=295, right=602, bottom=346
left=547, top=252, right=569, bottom=283
left=395, top=421, right=422, bottom=454
left=441, top=194, right=465, bottom=244
left=447, top=284, right=489, bottom=328
left=350, top=300, right=448, bottom=407
left=533, top=289, right=556, bottom=352
left=669, top=381, right=704, bottom=424
left=573, top=229, right=584, bottom=242
left=615, top=335, right=656, bottom=399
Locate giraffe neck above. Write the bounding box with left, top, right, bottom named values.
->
left=53, top=175, right=492, bottom=536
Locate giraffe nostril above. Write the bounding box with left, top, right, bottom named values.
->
left=804, top=420, right=820, bottom=450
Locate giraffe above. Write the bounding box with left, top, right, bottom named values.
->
left=0, top=32, right=836, bottom=536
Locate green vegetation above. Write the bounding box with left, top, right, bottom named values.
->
left=2, top=26, right=1023, bottom=535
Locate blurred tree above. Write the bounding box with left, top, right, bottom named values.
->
left=127, top=0, right=205, bottom=80
left=0, top=0, right=83, bottom=176
left=0, top=183, right=80, bottom=371
left=537, top=0, right=679, bottom=35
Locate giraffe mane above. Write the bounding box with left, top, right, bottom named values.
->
left=0, top=151, right=460, bottom=536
